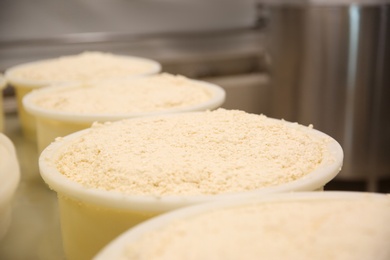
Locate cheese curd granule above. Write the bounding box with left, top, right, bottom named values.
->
left=10, top=52, right=156, bottom=82
left=30, top=73, right=213, bottom=114
left=122, top=197, right=390, bottom=260
left=54, top=109, right=332, bottom=196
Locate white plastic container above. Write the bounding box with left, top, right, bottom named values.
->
left=39, top=110, right=343, bottom=260
left=95, top=191, right=390, bottom=260
left=23, top=74, right=226, bottom=153
left=0, top=133, right=20, bottom=240
left=4, top=52, right=161, bottom=141
left=0, top=75, right=6, bottom=132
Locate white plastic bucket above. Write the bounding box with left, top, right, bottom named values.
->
left=23, top=75, right=226, bottom=153
left=0, top=133, right=20, bottom=240
left=39, top=111, right=343, bottom=260
left=5, top=53, right=161, bottom=141
left=95, top=191, right=390, bottom=260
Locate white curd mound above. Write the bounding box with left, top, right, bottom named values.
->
left=30, top=73, right=213, bottom=114
left=54, top=109, right=332, bottom=196
left=8, top=52, right=157, bottom=82
left=121, top=196, right=390, bottom=260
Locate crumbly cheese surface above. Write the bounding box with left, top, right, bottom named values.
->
left=9, top=52, right=157, bottom=82
left=53, top=109, right=332, bottom=196
left=122, top=196, right=390, bottom=260
left=31, top=73, right=213, bottom=113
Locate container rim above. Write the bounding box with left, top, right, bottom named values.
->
left=22, top=77, right=226, bottom=123
left=94, top=190, right=388, bottom=260
left=4, top=54, right=162, bottom=88
left=38, top=114, right=344, bottom=212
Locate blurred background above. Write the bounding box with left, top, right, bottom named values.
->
left=0, top=0, right=389, bottom=192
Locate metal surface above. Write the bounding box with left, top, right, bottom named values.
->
left=263, top=3, right=390, bottom=185
left=0, top=29, right=266, bottom=76
left=0, top=0, right=256, bottom=41
left=0, top=28, right=271, bottom=117
left=0, top=0, right=260, bottom=76
left=0, top=1, right=268, bottom=115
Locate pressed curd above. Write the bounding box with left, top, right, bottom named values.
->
left=26, top=73, right=220, bottom=115
left=5, top=51, right=161, bottom=140
left=6, top=52, right=161, bottom=84
left=23, top=73, right=225, bottom=153
left=39, top=109, right=343, bottom=260
left=96, top=192, right=390, bottom=260
left=54, top=109, right=335, bottom=195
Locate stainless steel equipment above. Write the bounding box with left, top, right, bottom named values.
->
left=0, top=0, right=269, bottom=115
left=259, top=0, right=390, bottom=190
